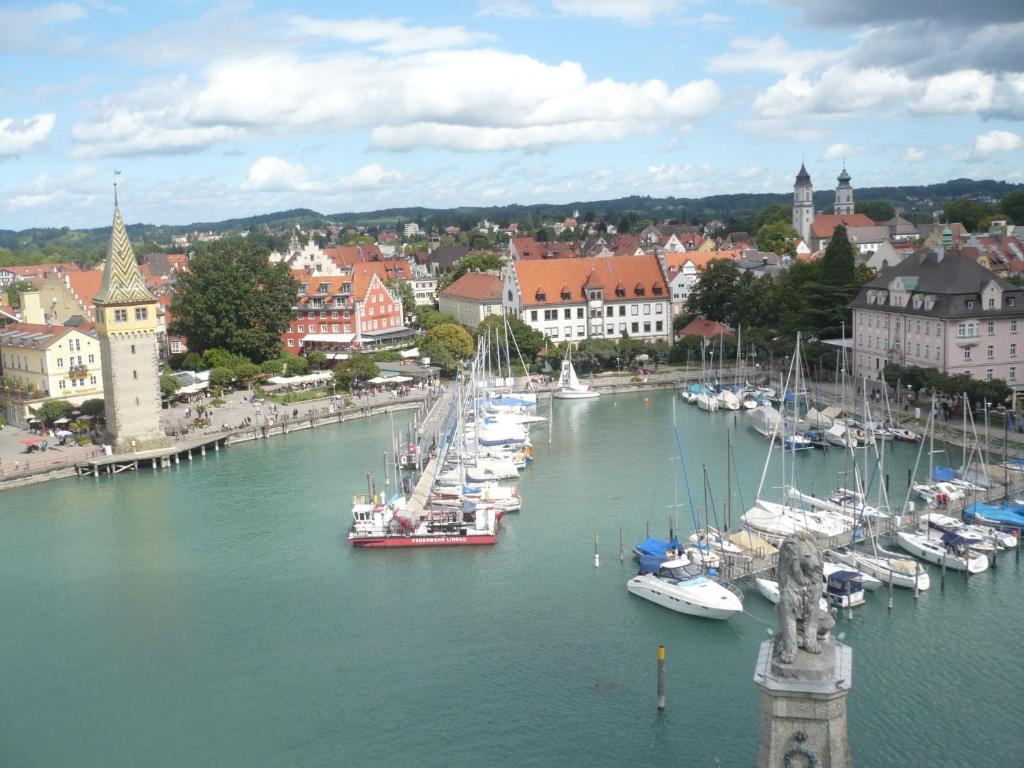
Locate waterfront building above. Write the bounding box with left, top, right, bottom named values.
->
left=507, top=237, right=580, bottom=261
left=502, top=254, right=671, bottom=342
left=850, top=238, right=1024, bottom=388
left=0, top=319, right=104, bottom=426
left=410, top=273, right=438, bottom=306
left=93, top=201, right=170, bottom=452
left=438, top=272, right=503, bottom=329
left=664, top=251, right=742, bottom=317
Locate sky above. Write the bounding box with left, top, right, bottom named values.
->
left=1, top=0, right=1023, bottom=229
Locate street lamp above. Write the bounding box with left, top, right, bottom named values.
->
left=616, top=356, right=621, bottom=374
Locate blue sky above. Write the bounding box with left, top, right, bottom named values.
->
left=1, top=0, right=1023, bottom=229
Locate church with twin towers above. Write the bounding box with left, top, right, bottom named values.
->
left=791, top=162, right=855, bottom=245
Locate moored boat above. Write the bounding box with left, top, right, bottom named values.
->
left=627, top=558, right=743, bottom=620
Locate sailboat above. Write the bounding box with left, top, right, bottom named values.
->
left=553, top=345, right=599, bottom=399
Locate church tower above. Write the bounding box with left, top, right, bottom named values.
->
left=94, top=196, right=171, bottom=453
left=835, top=165, right=854, bottom=215
left=792, top=162, right=814, bottom=245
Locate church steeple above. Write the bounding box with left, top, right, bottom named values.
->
left=94, top=204, right=155, bottom=305
left=792, top=161, right=814, bottom=245
left=834, top=164, right=854, bottom=216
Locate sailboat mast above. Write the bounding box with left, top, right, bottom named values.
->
left=726, top=428, right=732, bottom=531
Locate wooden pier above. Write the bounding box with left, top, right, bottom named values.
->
left=75, top=434, right=230, bottom=478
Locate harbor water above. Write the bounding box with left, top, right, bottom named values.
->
left=1, top=390, right=1021, bottom=767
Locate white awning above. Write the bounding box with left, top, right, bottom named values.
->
left=400, top=348, right=420, bottom=358
left=267, top=372, right=334, bottom=385
left=386, top=375, right=413, bottom=383
left=302, top=333, right=356, bottom=343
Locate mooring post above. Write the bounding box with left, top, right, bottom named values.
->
left=619, top=527, right=624, bottom=562
left=594, top=532, right=600, bottom=568
left=657, top=645, right=666, bottom=711
left=941, top=556, right=946, bottom=591
left=888, top=568, right=893, bottom=610
left=187, top=449, right=192, bottom=462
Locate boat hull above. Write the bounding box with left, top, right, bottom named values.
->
left=627, top=574, right=741, bottom=619
left=553, top=389, right=599, bottom=399
left=895, top=531, right=988, bottom=573
left=350, top=533, right=497, bottom=547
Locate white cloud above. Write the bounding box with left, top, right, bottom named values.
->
left=552, top=0, right=678, bottom=24
left=241, top=157, right=405, bottom=193
left=476, top=0, right=537, bottom=18
left=0, top=2, right=85, bottom=51
left=900, top=146, right=927, bottom=163
left=72, top=49, right=721, bottom=156
left=286, top=16, right=493, bottom=54
left=708, top=35, right=844, bottom=76
left=0, top=113, right=57, bottom=156
left=971, top=130, right=1023, bottom=158
left=822, top=143, right=862, bottom=161
left=737, top=166, right=763, bottom=178
left=911, top=70, right=996, bottom=115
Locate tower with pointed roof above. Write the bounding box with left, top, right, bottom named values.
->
left=94, top=197, right=170, bottom=452
left=835, top=165, right=854, bottom=216
left=792, top=162, right=814, bottom=246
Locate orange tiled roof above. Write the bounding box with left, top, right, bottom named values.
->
left=441, top=272, right=503, bottom=302
left=679, top=318, right=733, bottom=339
left=64, top=268, right=105, bottom=311
left=0, top=321, right=94, bottom=347
left=323, top=245, right=385, bottom=267
left=513, top=255, right=667, bottom=307
left=811, top=213, right=875, bottom=238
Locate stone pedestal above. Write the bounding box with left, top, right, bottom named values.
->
left=754, top=637, right=852, bottom=767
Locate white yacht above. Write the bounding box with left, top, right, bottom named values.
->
left=830, top=545, right=930, bottom=590
left=895, top=530, right=989, bottom=573
left=553, top=353, right=599, bottom=399
left=627, top=559, right=743, bottom=620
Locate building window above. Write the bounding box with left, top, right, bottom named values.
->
left=987, top=345, right=995, bottom=359
left=988, top=321, right=995, bottom=335
left=656, top=304, right=663, bottom=314
left=1009, top=298, right=1016, bottom=307
left=577, top=326, right=585, bottom=337
left=130, top=344, right=136, bottom=354
left=643, top=322, right=651, bottom=333
left=631, top=305, right=639, bottom=316
left=57, top=357, right=64, bottom=368
left=90, top=375, right=97, bottom=385
left=114, top=309, right=127, bottom=322
left=564, top=326, right=571, bottom=337
left=643, top=305, right=651, bottom=315
left=656, top=321, right=663, bottom=332
left=134, top=307, right=148, bottom=321
left=298, top=325, right=304, bottom=332
left=989, top=297, right=995, bottom=308
left=132, top=370, right=138, bottom=379
left=563, top=308, right=571, bottom=320
left=619, top=306, right=626, bottom=317
left=59, top=380, right=66, bottom=389
left=88, top=354, right=95, bottom=363
left=631, top=322, right=639, bottom=333
left=964, top=348, right=972, bottom=360
left=986, top=369, right=994, bottom=380
left=607, top=326, right=614, bottom=335
left=1012, top=343, right=1018, bottom=357
left=1011, top=367, right=1017, bottom=381
left=530, top=310, right=538, bottom=321
left=967, top=300, right=974, bottom=309
left=1013, top=320, right=1018, bottom=334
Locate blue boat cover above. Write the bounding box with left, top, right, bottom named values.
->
left=828, top=570, right=861, bottom=584
left=931, top=466, right=957, bottom=482
left=964, top=502, right=1024, bottom=526
left=635, top=536, right=681, bottom=556
left=941, top=530, right=979, bottom=547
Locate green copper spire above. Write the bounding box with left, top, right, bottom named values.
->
left=94, top=204, right=154, bottom=305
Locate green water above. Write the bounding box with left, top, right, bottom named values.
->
left=1, top=391, right=1021, bottom=767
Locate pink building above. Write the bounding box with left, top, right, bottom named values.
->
left=851, top=245, right=1024, bottom=389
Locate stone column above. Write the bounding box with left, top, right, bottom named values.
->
left=754, top=637, right=853, bottom=767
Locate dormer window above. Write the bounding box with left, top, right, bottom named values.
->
left=635, top=281, right=645, bottom=297
left=653, top=284, right=663, bottom=295
left=913, top=295, right=922, bottom=309
left=299, top=283, right=309, bottom=293
left=536, top=287, right=546, bottom=301
left=988, top=297, right=996, bottom=308
left=560, top=285, right=571, bottom=300
left=967, top=300, right=975, bottom=309
left=318, top=283, right=329, bottom=294
left=1010, top=298, right=1016, bottom=307
left=615, top=283, right=626, bottom=298
left=867, top=292, right=876, bottom=305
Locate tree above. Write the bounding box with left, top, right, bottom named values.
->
left=819, top=225, right=855, bottom=287
left=386, top=278, right=415, bottom=318
left=80, top=398, right=105, bottom=417
left=209, top=367, right=233, bottom=390
left=856, top=200, right=896, bottom=222
left=755, top=203, right=791, bottom=230
left=617, top=217, right=631, bottom=233
left=160, top=368, right=181, bottom=400
left=170, top=237, right=297, bottom=362
left=182, top=351, right=206, bottom=371
left=35, top=399, right=73, bottom=426
left=999, top=190, right=1024, bottom=223
left=333, top=354, right=380, bottom=391
left=414, top=305, right=458, bottom=330
left=279, top=354, right=309, bottom=377
left=475, top=315, right=545, bottom=364
left=687, top=258, right=742, bottom=323
left=5, top=280, right=34, bottom=309
left=423, top=323, right=474, bottom=361
left=755, top=220, right=798, bottom=256
left=942, top=199, right=992, bottom=233
left=307, top=351, right=328, bottom=371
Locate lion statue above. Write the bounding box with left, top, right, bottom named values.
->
left=774, top=531, right=833, bottom=664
